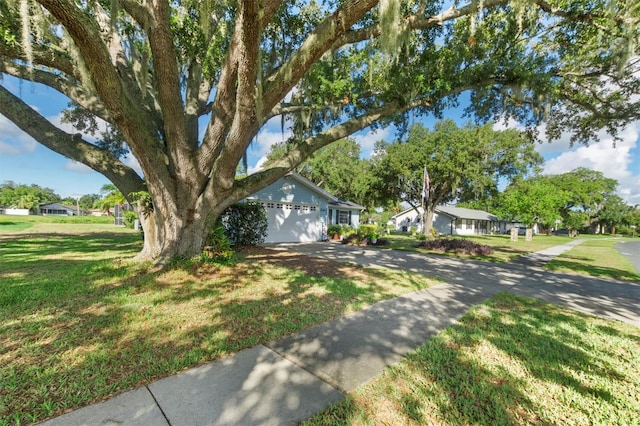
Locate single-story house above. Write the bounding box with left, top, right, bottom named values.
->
left=1, top=207, right=31, bottom=215
left=39, top=203, right=82, bottom=216
left=246, top=171, right=364, bottom=243
left=391, top=205, right=510, bottom=236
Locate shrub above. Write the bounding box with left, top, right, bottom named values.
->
left=617, top=226, right=637, bottom=237
left=219, top=202, right=268, bottom=247
left=418, top=238, right=494, bottom=256
left=202, top=224, right=236, bottom=264
left=341, top=224, right=355, bottom=236
left=123, top=210, right=138, bottom=229
left=341, top=233, right=389, bottom=246
left=357, top=224, right=379, bottom=239
left=327, top=224, right=342, bottom=237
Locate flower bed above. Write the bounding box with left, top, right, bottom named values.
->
left=418, top=238, right=494, bottom=256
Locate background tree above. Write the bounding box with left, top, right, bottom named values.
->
left=1, top=1, right=638, bottom=261
left=79, top=193, right=102, bottom=211
left=371, top=120, right=542, bottom=235
left=495, top=176, right=569, bottom=231
left=548, top=168, right=618, bottom=232
left=598, top=194, right=632, bottom=234
left=99, top=184, right=125, bottom=215
left=626, top=206, right=640, bottom=236
left=0, top=182, right=60, bottom=210
left=266, top=138, right=374, bottom=207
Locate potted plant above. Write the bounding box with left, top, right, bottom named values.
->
left=327, top=224, right=342, bottom=240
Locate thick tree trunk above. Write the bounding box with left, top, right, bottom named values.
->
left=422, top=208, right=435, bottom=238
left=135, top=205, right=212, bottom=263
left=132, top=179, right=233, bottom=263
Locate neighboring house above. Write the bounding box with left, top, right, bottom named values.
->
left=391, top=205, right=509, bottom=236
left=1, top=207, right=31, bottom=215
left=246, top=171, right=364, bottom=243
left=88, top=209, right=108, bottom=217
left=39, top=203, right=82, bottom=216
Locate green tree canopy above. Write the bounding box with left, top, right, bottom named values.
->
left=0, top=182, right=60, bottom=210
left=598, top=194, right=632, bottom=234
left=547, top=168, right=618, bottom=230
left=79, top=193, right=102, bottom=211
left=494, top=169, right=631, bottom=233
left=370, top=120, right=543, bottom=234
left=0, top=0, right=638, bottom=261
left=266, top=138, right=374, bottom=207
left=496, top=176, right=569, bottom=229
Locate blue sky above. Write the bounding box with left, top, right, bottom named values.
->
left=2, top=76, right=639, bottom=204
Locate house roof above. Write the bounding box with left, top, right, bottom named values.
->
left=392, top=205, right=498, bottom=221
left=288, top=171, right=364, bottom=210
left=390, top=206, right=422, bottom=220
left=435, top=206, right=498, bottom=221
left=39, top=202, right=77, bottom=211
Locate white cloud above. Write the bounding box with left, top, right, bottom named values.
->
left=352, top=127, right=393, bottom=157
left=541, top=121, right=640, bottom=204
left=0, top=140, right=20, bottom=155
left=252, top=128, right=291, bottom=158
left=0, top=113, right=39, bottom=154
left=64, top=160, right=93, bottom=173
left=247, top=126, right=291, bottom=174
left=248, top=156, right=268, bottom=174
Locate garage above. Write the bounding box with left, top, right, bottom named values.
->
left=247, top=171, right=363, bottom=243
left=262, top=201, right=320, bottom=243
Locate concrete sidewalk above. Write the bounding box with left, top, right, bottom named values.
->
left=39, top=241, right=640, bottom=426
left=510, top=238, right=586, bottom=268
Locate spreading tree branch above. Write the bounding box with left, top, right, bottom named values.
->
left=0, top=84, right=144, bottom=196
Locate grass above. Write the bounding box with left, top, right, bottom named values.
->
left=382, top=232, right=581, bottom=262
left=0, top=223, right=439, bottom=425
left=0, top=221, right=34, bottom=232
left=304, top=293, right=640, bottom=426
left=0, top=214, right=114, bottom=226
left=2, top=217, right=638, bottom=424
left=546, top=238, right=640, bottom=281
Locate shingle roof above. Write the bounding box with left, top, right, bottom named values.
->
left=435, top=205, right=498, bottom=221
left=391, top=205, right=499, bottom=221
left=39, top=202, right=76, bottom=210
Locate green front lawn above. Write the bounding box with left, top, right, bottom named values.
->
left=546, top=238, right=640, bottom=281
left=0, top=225, right=439, bottom=425
left=0, top=214, right=113, bottom=226
left=304, top=293, right=640, bottom=425
left=379, top=232, right=639, bottom=281
left=382, top=232, right=576, bottom=262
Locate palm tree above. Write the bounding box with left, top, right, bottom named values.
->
left=99, top=184, right=125, bottom=215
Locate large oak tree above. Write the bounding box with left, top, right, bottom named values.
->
left=0, top=0, right=638, bottom=261
left=370, top=120, right=543, bottom=234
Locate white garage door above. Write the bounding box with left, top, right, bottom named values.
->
left=261, top=201, right=320, bottom=243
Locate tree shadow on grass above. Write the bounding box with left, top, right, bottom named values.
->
left=545, top=258, right=640, bottom=281
left=2, top=239, right=432, bottom=424
left=305, top=293, right=639, bottom=425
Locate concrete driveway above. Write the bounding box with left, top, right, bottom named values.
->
left=273, top=242, right=640, bottom=328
